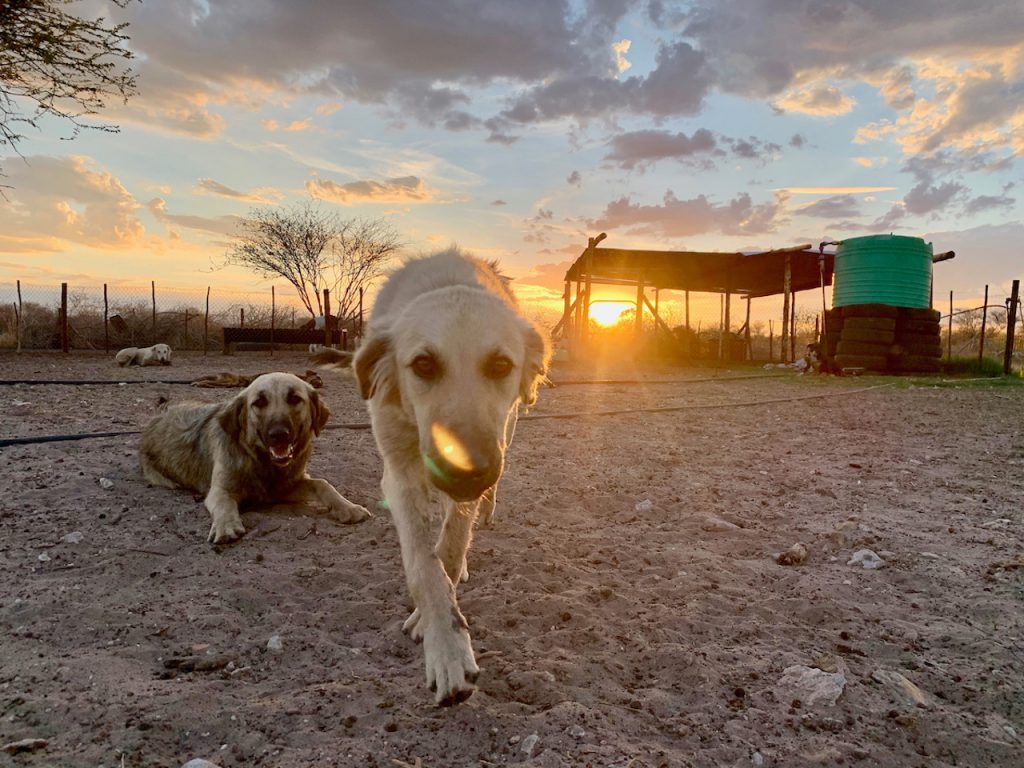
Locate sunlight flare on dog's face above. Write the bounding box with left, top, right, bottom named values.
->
left=429, top=422, right=474, bottom=474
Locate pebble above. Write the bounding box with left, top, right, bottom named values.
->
left=61, top=531, right=84, bottom=545
left=871, top=668, right=932, bottom=709
left=37, top=553, right=51, bottom=562
left=702, top=516, right=740, bottom=532
left=2, top=738, right=48, bottom=755
left=266, top=635, right=283, bottom=653
left=520, top=733, right=539, bottom=755
left=98, top=478, right=114, bottom=490
left=181, top=761, right=222, bottom=768
left=778, top=664, right=846, bottom=707
left=634, top=499, right=653, bottom=512
left=777, top=542, right=808, bottom=566
left=847, top=549, right=885, bottom=569
left=568, top=724, right=586, bottom=739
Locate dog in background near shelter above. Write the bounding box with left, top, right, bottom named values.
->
left=139, top=372, right=369, bottom=543
left=116, top=343, right=173, bottom=367
left=315, top=247, right=550, bottom=705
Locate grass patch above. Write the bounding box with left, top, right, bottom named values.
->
left=941, top=356, right=1008, bottom=377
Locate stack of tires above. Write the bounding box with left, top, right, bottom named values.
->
left=890, top=307, right=942, bottom=372
left=822, top=303, right=943, bottom=373
left=832, top=303, right=897, bottom=372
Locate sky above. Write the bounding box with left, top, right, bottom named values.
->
left=2, top=0, right=1023, bottom=327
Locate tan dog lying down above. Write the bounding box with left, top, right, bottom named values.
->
left=139, top=372, right=369, bottom=543
left=191, top=369, right=324, bottom=389
left=116, top=343, right=172, bottom=366
left=316, top=247, right=550, bottom=705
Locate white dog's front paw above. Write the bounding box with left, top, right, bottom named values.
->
left=402, top=608, right=423, bottom=642
left=328, top=501, right=371, bottom=524
left=208, top=512, right=246, bottom=543
left=423, top=610, right=479, bottom=706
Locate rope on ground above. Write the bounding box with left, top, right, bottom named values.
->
left=0, top=379, right=196, bottom=386
left=0, top=383, right=893, bottom=448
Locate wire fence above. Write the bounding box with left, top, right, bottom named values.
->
left=0, top=281, right=335, bottom=353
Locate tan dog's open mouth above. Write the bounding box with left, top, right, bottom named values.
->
left=268, top=442, right=296, bottom=464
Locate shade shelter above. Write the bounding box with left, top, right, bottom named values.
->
left=556, top=234, right=836, bottom=362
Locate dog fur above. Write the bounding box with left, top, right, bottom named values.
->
left=139, top=372, right=369, bottom=543
left=116, top=343, right=173, bottom=367
left=317, top=247, right=550, bottom=705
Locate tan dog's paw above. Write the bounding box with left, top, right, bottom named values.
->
left=328, top=501, right=371, bottom=524
left=423, top=611, right=479, bottom=706
left=208, top=512, right=246, bottom=543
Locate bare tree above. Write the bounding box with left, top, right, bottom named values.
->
left=226, top=202, right=401, bottom=321
left=0, top=0, right=137, bottom=182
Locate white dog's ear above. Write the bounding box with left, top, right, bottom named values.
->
left=218, top=394, right=248, bottom=440
left=309, top=390, right=330, bottom=436
left=353, top=331, right=394, bottom=401
left=519, top=322, right=551, bottom=406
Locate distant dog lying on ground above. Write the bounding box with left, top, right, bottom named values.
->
left=316, top=247, right=550, bottom=705
left=191, top=369, right=324, bottom=389
left=139, top=372, right=369, bottom=543
left=116, top=343, right=172, bottom=366
left=802, top=342, right=831, bottom=374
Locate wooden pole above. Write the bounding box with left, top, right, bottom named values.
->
left=724, top=290, right=731, bottom=359
left=769, top=319, right=774, bottom=363
left=790, top=294, right=797, bottom=363
left=183, top=309, right=189, bottom=350
left=151, top=281, right=157, bottom=345
left=979, top=285, right=988, bottom=366
left=323, top=288, right=332, bottom=348
left=948, top=290, right=953, bottom=361
left=103, top=283, right=109, bottom=354
left=271, top=286, right=276, bottom=357
left=685, top=290, right=691, bottom=358
left=240, top=307, right=245, bottom=328
left=16, top=279, right=23, bottom=354
left=60, top=282, right=69, bottom=353
left=358, top=286, right=364, bottom=338
left=204, top=287, right=210, bottom=356
left=635, top=278, right=644, bottom=339
left=718, top=293, right=724, bottom=360
left=1004, top=279, right=1020, bottom=375
left=342, top=328, right=348, bottom=350
left=782, top=253, right=792, bottom=363
left=561, top=280, right=572, bottom=342
left=745, top=296, right=752, bottom=360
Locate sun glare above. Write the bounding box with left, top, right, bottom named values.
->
left=589, top=301, right=633, bottom=327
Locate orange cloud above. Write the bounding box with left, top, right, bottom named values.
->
left=305, top=175, right=435, bottom=205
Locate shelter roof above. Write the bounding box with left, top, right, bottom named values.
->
left=564, top=245, right=835, bottom=298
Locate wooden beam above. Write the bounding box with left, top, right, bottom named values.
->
left=781, top=253, right=792, bottom=363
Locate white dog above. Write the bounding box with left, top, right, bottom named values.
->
left=116, top=343, right=172, bottom=367
left=319, top=248, right=550, bottom=705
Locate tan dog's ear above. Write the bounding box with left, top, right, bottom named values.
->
left=353, top=331, right=394, bottom=400
left=309, top=390, right=330, bottom=436
left=218, top=393, right=248, bottom=440
left=519, top=322, right=552, bottom=406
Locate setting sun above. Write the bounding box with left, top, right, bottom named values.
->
left=589, top=301, right=634, bottom=327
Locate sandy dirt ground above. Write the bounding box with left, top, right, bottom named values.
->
left=0, top=350, right=1022, bottom=768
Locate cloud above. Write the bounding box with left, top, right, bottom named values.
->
left=796, top=195, right=863, bottom=219
left=604, top=129, right=719, bottom=170
left=305, top=174, right=435, bottom=205
left=567, top=170, right=582, bottom=186
left=146, top=198, right=244, bottom=236
left=590, top=190, right=787, bottom=238
left=964, top=185, right=1016, bottom=215
left=0, top=155, right=145, bottom=250
left=314, top=102, right=343, bottom=115
left=779, top=186, right=897, bottom=195
left=491, top=199, right=507, bottom=206
left=613, top=40, right=632, bottom=74
left=193, top=178, right=280, bottom=204
left=772, top=83, right=856, bottom=116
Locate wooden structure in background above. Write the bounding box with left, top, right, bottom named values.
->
left=555, top=235, right=835, bottom=362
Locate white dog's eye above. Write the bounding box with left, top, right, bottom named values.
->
left=485, top=356, right=514, bottom=379
left=253, top=395, right=268, bottom=409
left=411, top=355, right=439, bottom=380
left=286, top=392, right=302, bottom=406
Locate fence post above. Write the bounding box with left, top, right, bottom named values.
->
left=358, top=286, right=364, bottom=337
left=270, top=286, right=276, bottom=357
left=151, top=281, right=157, bottom=345
left=204, top=287, right=210, bottom=356
left=1005, top=279, right=1020, bottom=375
left=240, top=308, right=244, bottom=328
left=60, top=282, right=69, bottom=353
left=16, top=279, right=22, bottom=354
left=768, top=319, right=774, bottom=363
left=103, top=283, right=109, bottom=354
left=948, top=290, right=953, bottom=361
left=979, top=284, right=988, bottom=366
left=323, top=288, right=332, bottom=348
left=183, top=309, right=189, bottom=350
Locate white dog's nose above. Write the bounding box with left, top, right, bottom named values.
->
left=424, top=422, right=499, bottom=501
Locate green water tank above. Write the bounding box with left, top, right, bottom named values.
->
left=833, top=234, right=933, bottom=309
